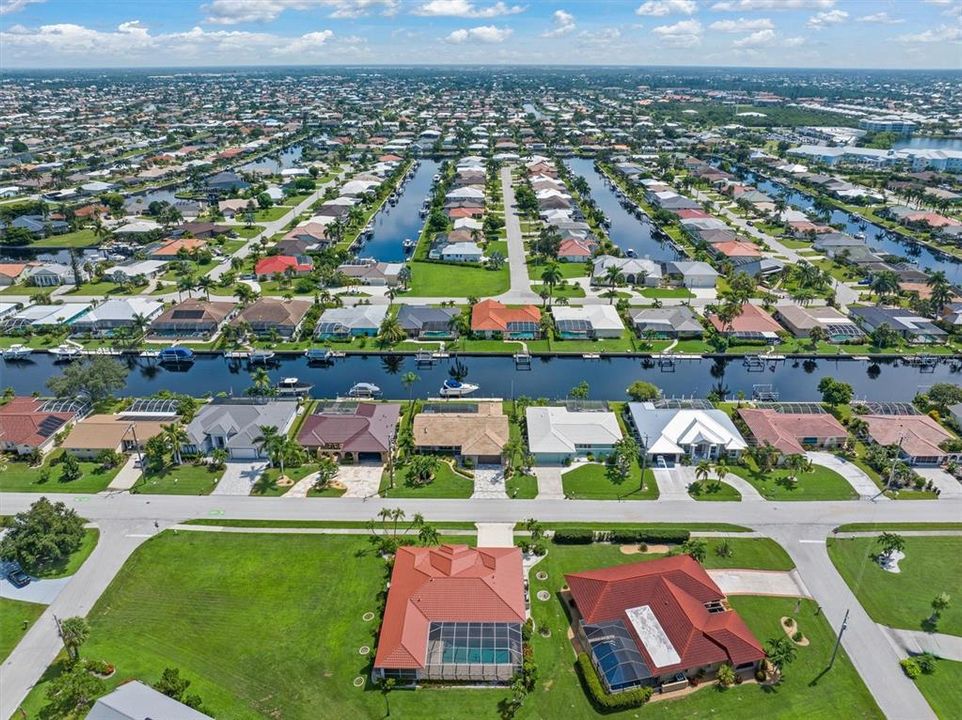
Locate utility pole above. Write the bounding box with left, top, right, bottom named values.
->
left=829, top=608, right=850, bottom=670
left=871, top=433, right=904, bottom=501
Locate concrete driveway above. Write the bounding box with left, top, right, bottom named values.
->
left=472, top=465, right=508, bottom=499
left=212, top=460, right=268, bottom=496
left=652, top=467, right=694, bottom=501
left=807, top=451, right=883, bottom=500
left=335, top=464, right=383, bottom=498
left=913, top=467, right=962, bottom=498
left=0, top=571, right=70, bottom=605
left=106, top=454, right=143, bottom=491
left=708, top=569, right=812, bottom=598
left=533, top=467, right=564, bottom=499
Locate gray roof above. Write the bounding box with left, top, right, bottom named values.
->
left=186, top=401, right=297, bottom=451
left=664, top=261, right=719, bottom=279
left=631, top=306, right=703, bottom=333
left=396, top=305, right=459, bottom=331
left=86, top=681, right=213, bottom=720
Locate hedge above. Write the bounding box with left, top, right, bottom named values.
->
left=576, top=652, right=653, bottom=710
left=553, top=528, right=690, bottom=545
left=552, top=529, right=594, bottom=544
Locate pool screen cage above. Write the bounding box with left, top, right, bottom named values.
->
left=423, top=622, right=523, bottom=682
left=583, top=620, right=654, bottom=693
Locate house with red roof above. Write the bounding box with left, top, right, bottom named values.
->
left=557, top=238, right=595, bottom=262
left=673, top=208, right=711, bottom=220
left=738, top=408, right=847, bottom=456
left=0, top=397, right=78, bottom=456
left=565, top=555, right=765, bottom=694
left=372, top=544, right=526, bottom=685
left=708, top=303, right=783, bottom=340
left=297, top=402, right=400, bottom=463
left=471, top=299, right=542, bottom=339
left=253, top=255, right=313, bottom=280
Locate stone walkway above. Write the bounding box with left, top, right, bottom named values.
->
left=532, top=466, right=565, bottom=499
left=471, top=465, right=508, bottom=499
left=212, top=461, right=268, bottom=496
left=806, top=451, right=885, bottom=500
left=708, top=569, right=812, bottom=598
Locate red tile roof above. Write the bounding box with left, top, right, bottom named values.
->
left=374, top=545, right=525, bottom=670
left=0, top=397, right=76, bottom=448
left=558, top=238, right=593, bottom=258
left=471, top=299, right=540, bottom=332
left=708, top=303, right=783, bottom=334
left=566, top=555, right=765, bottom=675
left=673, top=209, right=711, bottom=220
left=738, top=408, right=847, bottom=455
left=254, top=255, right=313, bottom=276
left=297, top=403, right=401, bottom=453
left=862, top=414, right=956, bottom=460
left=711, top=241, right=762, bottom=258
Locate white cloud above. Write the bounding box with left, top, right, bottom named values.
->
left=898, top=23, right=962, bottom=42
left=709, top=17, right=773, bottom=32
left=712, top=0, right=833, bottom=10
left=543, top=9, right=575, bottom=37
left=445, top=24, right=513, bottom=42
left=783, top=35, right=806, bottom=46
left=651, top=18, right=702, bottom=46
left=203, top=0, right=396, bottom=24
left=635, top=0, right=696, bottom=17
left=578, top=27, right=622, bottom=43
left=732, top=27, right=776, bottom=46
left=806, top=9, right=847, bottom=28
left=415, top=0, right=524, bottom=18
left=922, top=0, right=951, bottom=4
left=856, top=12, right=903, bottom=24
left=0, top=0, right=44, bottom=14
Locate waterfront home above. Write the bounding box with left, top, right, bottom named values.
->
left=591, top=255, right=661, bottom=287
left=283, top=220, right=333, bottom=248
left=103, top=260, right=168, bottom=282
left=551, top=305, right=625, bottom=339
left=337, top=260, right=403, bottom=286
left=565, top=555, right=764, bottom=695
left=396, top=306, right=460, bottom=339
left=412, top=401, right=509, bottom=466
left=774, top=305, right=865, bottom=342
left=557, top=238, right=595, bottom=262
left=184, top=400, right=297, bottom=460
left=148, top=237, right=207, bottom=260
left=218, top=198, right=255, bottom=218
left=297, top=402, right=401, bottom=463
left=173, top=222, right=233, bottom=240
left=254, top=255, right=313, bottom=280
left=86, top=680, right=214, bottom=720
left=471, top=299, right=541, bottom=340
left=2, top=302, right=92, bottom=330
left=630, top=307, right=704, bottom=338
left=315, top=305, right=388, bottom=340
left=232, top=298, right=311, bottom=338
left=372, top=544, right=524, bottom=685
left=625, top=402, right=747, bottom=465
left=69, top=298, right=164, bottom=337
left=707, top=303, right=783, bottom=340
left=738, top=408, right=848, bottom=457
left=149, top=299, right=237, bottom=339
left=24, top=262, right=84, bottom=287
left=849, top=306, right=947, bottom=344
left=112, top=220, right=163, bottom=239
left=0, top=263, right=28, bottom=286
left=663, top=261, right=719, bottom=289
left=61, top=414, right=166, bottom=460
left=440, top=241, right=483, bottom=263
left=0, top=397, right=77, bottom=457
left=207, top=171, right=249, bottom=193
left=812, top=232, right=865, bottom=259
left=861, top=414, right=960, bottom=467
left=274, top=237, right=313, bottom=256
left=525, top=406, right=623, bottom=464
left=1, top=214, right=69, bottom=237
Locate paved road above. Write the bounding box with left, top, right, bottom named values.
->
left=884, top=626, right=962, bottom=663
left=497, top=165, right=538, bottom=304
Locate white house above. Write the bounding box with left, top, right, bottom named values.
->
left=552, top=305, right=625, bottom=339
left=440, top=241, right=483, bottom=263
left=526, top=406, right=623, bottom=465
left=625, top=403, right=747, bottom=465
left=592, top=255, right=662, bottom=287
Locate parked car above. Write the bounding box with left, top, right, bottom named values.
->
left=7, top=563, right=31, bottom=588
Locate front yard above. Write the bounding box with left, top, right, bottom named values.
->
left=562, top=462, right=658, bottom=500
left=730, top=460, right=858, bottom=501
left=131, top=462, right=224, bottom=495
left=378, top=460, right=474, bottom=498
left=0, top=451, right=122, bottom=494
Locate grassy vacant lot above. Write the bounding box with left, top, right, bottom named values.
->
left=379, top=461, right=474, bottom=498
left=730, top=461, right=857, bottom=501
left=699, top=537, right=795, bottom=571
left=408, top=260, right=509, bottom=297
left=0, top=598, right=45, bottom=662
left=131, top=463, right=224, bottom=495
left=562, top=462, right=658, bottom=500
left=252, top=464, right=317, bottom=496
left=827, top=536, right=962, bottom=637
left=914, top=658, right=962, bottom=720
left=0, top=452, right=121, bottom=494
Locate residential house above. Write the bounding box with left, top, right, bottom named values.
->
left=149, top=299, right=237, bottom=339
left=61, top=414, right=166, bottom=460
left=103, top=260, right=168, bottom=282
left=254, top=255, right=313, bottom=280
left=440, top=241, right=483, bottom=263
left=69, top=298, right=164, bottom=337
left=372, top=545, right=524, bottom=685
left=774, top=305, right=864, bottom=342
left=24, top=262, right=83, bottom=287
left=218, top=198, right=254, bottom=218
left=2, top=302, right=92, bottom=331
left=592, top=255, right=661, bottom=287
left=297, top=402, right=401, bottom=463
left=849, top=306, right=947, bottom=344
left=861, top=414, right=960, bottom=467
left=557, top=238, right=595, bottom=262
left=233, top=298, right=311, bottom=338
left=396, top=306, right=460, bottom=339
left=412, top=401, right=509, bottom=465
left=552, top=305, right=625, bottom=339
left=337, top=260, right=403, bottom=286
left=625, top=402, right=747, bottom=464
left=737, top=408, right=848, bottom=456
left=184, top=400, right=297, bottom=459
left=471, top=299, right=541, bottom=340
left=630, top=307, right=704, bottom=338
left=663, top=261, right=719, bottom=289
left=315, top=305, right=388, bottom=340
left=526, top=406, right=623, bottom=464
left=207, top=171, right=249, bottom=193
left=174, top=222, right=233, bottom=240
left=708, top=303, right=783, bottom=340
left=0, top=263, right=28, bottom=287
left=0, top=397, right=77, bottom=456
left=148, top=237, right=207, bottom=260
left=2, top=214, right=69, bottom=237
left=565, top=555, right=765, bottom=694
left=85, top=680, right=214, bottom=720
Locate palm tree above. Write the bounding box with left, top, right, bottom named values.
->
left=161, top=422, right=189, bottom=466
left=249, top=367, right=272, bottom=396
left=401, top=371, right=419, bottom=402
left=540, top=262, right=563, bottom=307
left=59, top=616, right=90, bottom=662
left=197, top=276, right=214, bottom=301
left=378, top=315, right=406, bottom=347
left=869, top=270, right=899, bottom=303
left=926, top=270, right=952, bottom=315
left=765, top=636, right=797, bottom=679
left=603, top=265, right=624, bottom=305
left=235, top=283, right=258, bottom=306
left=254, top=425, right=285, bottom=472
left=714, top=460, right=729, bottom=485
left=695, top=460, right=713, bottom=484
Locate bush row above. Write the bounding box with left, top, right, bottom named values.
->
left=576, top=653, right=653, bottom=710
left=552, top=528, right=690, bottom=545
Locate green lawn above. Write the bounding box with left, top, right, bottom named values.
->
left=730, top=460, right=857, bottom=501
left=528, top=259, right=589, bottom=280
left=0, top=452, right=122, bottom=494
left=32, top=228, right=98, bottom=248
left=131, top=463, right=224, bottom=495
left=689, top=481, right=742, bottom=501
left=379, top=460, right=474, bottom=498
left=640, top=287, right=694, bottom=299
left=252, top=464, right=316, bottom=496
left=699, top=537, right=795, bottom=571
left=827, top=536, right=962, bottom=636
left=531, top=283, right=586, bottom=299
left=914, top=658, right=962, bottom=720
left=562, top=462, right=658, bottom=500
left=253, top=206, right=292, bottom=222
left=506, top=471, right=538, bottom=499
left=33, top=528, right=99, bottom=579
left=836, top=523, right=962, bottom=532
left=0, top=598, right=45, bottom=662
left=407, top=260, right=510, bottom=297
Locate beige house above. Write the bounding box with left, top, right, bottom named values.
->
left=412, top=401, right=509, bottom=465
left=61, top=415, right=167, bottom=460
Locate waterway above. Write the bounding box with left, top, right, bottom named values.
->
left=894, top=137, right=962, bottom=151
left=565, top=158, right=682, bottom=262
left=2, top=353, right=958, bottom=402
left=739, top=169, right=962, bottom=283
left=357, top=159, right=438, bottom=263
left=236, top=144, right=305, bottom=174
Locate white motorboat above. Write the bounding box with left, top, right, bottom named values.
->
left=276, top=377, right=313, bottom=397
left=402, top=238, right=416, bottom=251
left=2, top=344, right=32, bottom=360
left=439, top=379, right=479, bottom=397
left=348, top=382, right=382, bottom=398
left=249, top=349, right=276, bottom=363
left=49, top=344, right=82, bottom=361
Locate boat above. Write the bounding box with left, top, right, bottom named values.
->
left=348, top=382, right=382, bottom=398
left=276, top=377, right=313, bottom=397
left=624, top=248, right=637, bottom=258
left=582, top=353, right=601, bottom=360
left=402, top=238, right=416, bottom=251
left=158, top=346, right=195, bottom=364
left=2, top=344, right=32, bottom=360
left=248, top=349, right=275, bottom=363
left=439, top=379, right=479, bottom=397
left=48, top=345, right=82, bottom=361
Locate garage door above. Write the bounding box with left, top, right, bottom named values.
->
left=229, top=447, right=260, bottom=460
left=477, top=455, right=502, bottom=465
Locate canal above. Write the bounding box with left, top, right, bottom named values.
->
left=358, top=159, right=439, bottom=263
left=739, top=169, right=962, bottom=283
left=565, top=158, right=682, bottom=262
left=2, top=353, right=958, bottom=402
left=236, top=144, right=305, bottom=174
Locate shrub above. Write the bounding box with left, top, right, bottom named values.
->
left=576, top=653, right=653, bottom=710
left=900, top=657, right=921, bottom=679
left=552, top=529, right=594, bottom=544
left=916, top=653, right=937, bottom=675
left=792, top=630, right=803, bottom=642
left=602, top=529, right=689, bottom=545
left=783, top=617, right=795, bottom=628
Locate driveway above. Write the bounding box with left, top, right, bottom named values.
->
left=807, top=451, right=884, bottom=500
left=335, top=464, right=383, bottom=498
left=533, top=466, right=564, bottom=499
left=106, top=454, right=143, bottom=491
left=883, top=627, right=962, bottom=663
left=0, top=571, right=70, bottom=605
left=212, top=461, right=268, bottom=496
left=652, top=467, right=694, bottom=501
left=472, top=465, right=508, bottom=499
left=708, top=569, right=811, bottom=598
left=914, top=467, right=962, bottom=499
left=476, top=523, right=515, bottom=547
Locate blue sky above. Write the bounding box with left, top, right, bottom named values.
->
left=1, top=0, right=960, bottom=69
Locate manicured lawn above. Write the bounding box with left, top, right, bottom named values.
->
left=689, top=481, right=742, bottom=501
left=184, top=519, right=478, bottom=530
left=233, top=225, right=265, bottom=238
left=0, top=452, right=121, bottom=494
left=562, top=462, right=658, bottom=500
left=379, top=460, right=474, bottom=498
left=914, top=658, right=962, bottom=720
left=408, top=260, right=509, bottom=297
left=700, top=537, right=795, bottom=571
left=252, top=464, right=317, bottom=496
left=34, top=528, right=99, bottom=579
left=836, top=523, right=962, bottom=532
left=527, top=259, right=589, bottom=280
left=131, top=463, right=224, bottom=495
left=0, top=598, right=45, bottom=662
left=506, top=471, right=538, bottom=499
left=640, top=287, right=693, bottom=299
left=827, top=536, right=962, bottom=636
left=253, top=205, right=291, bottom=222
left=730, top=460, right=857, bottom=501
left=32, top=228, right=98, bottom=248
left=531, top=283, right=586, bottom=299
